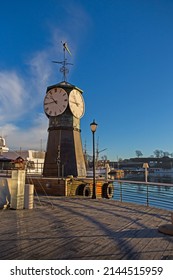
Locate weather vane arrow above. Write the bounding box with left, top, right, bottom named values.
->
left=62, top=41, right=72, bottom=56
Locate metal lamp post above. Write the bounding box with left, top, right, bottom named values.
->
left=90, top=120, right=98, bottom=199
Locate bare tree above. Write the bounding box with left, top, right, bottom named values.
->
left=153, top=149, right=162, bottom=158
left=163, top=151, right=170, bottom=157
left=135, top=150, right=143, bottom=158
left=153, top=150, right=170, bottom=158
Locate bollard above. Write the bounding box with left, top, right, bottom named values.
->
left=24, top=184, right=34, bottom=209
left=10, top=170, right=25, bottom=209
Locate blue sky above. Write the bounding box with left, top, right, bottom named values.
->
left=1, top=0, right=173, bottom=160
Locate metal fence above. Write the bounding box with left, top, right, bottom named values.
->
left=113, top=180, right=173, bottom=211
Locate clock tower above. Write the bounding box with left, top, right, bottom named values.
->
left=43, top=43, right=86, bottom=178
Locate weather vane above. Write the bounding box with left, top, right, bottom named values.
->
left=52, top=41, right=73, bottom=82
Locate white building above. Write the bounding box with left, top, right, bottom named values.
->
left=0, top=136, right=9, bottom=154
left=1, top=149, right=45, bottom=174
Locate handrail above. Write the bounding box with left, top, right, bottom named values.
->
left=116, top=179, right=173, bottom=187
left=113, top=179, right=173, bottom=211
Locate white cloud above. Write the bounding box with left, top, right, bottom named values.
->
left=0, top=113, right=48, bottom=151
left=27, top=50, right=53, bottom=97
left=0, top=48, right=52, bottom=150
left=0, top=43, right=63, bottom=151
left=0, top=71, right=29, bottom=122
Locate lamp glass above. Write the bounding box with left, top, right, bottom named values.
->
left=143, top=163, right=149, bottom=168
left=90, top=120, right=98, bottom=132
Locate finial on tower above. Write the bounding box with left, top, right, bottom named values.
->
left=52, top=41, right=73, bottom=82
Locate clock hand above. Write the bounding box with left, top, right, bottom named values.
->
left=44, top=101, right=56, bottom=105
left=50, top=96, right=57, bottom=104
left=71, top=100, right=79, bottom=106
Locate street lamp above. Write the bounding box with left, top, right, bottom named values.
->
left=143, top=162, right=149, bottom=183
left=90, top=120, right=98, bottom=199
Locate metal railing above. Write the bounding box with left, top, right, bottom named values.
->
left=113, top=180, right=173, bottom=211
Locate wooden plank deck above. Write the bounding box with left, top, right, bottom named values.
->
left=0, top=196, right=173, bottom=260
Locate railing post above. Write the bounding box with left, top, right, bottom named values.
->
left=120, top=182, right=123, bottom=202
left=146, top=185, right=149, bottom=206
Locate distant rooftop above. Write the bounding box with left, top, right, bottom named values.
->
left=1, top=150, right=45, bottom=161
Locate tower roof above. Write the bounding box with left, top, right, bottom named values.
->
left=47, top=81, right=83, bottom=94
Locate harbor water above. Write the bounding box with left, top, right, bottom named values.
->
left=113, top=175, right=173, bottom=211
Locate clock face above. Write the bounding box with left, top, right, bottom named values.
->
left=44, top=87, right=68, bottom=117
left=69, top=89, right=85, bottom=119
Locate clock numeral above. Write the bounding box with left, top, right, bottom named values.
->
left=49, top=110, right=52, bottom=115
left=45, top=107, right=49, bottom=111
left=54, top=88, right=57, bottom=92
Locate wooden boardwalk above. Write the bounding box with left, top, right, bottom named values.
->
left=0, top=196, right=173, bottom=260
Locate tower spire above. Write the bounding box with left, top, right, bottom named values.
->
left=52, top=41, right=73, bottom=82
